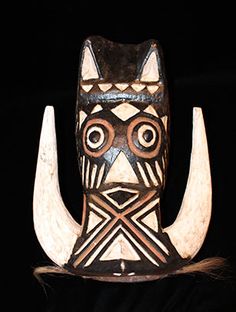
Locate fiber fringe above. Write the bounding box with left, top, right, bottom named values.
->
left=33, top=257, right=227, bottom=284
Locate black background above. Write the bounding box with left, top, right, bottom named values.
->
left=3, top=1, right=236, bottom=311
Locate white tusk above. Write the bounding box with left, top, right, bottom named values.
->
left=33, top=106, right=81, bottom=266
left=164, top=107, right=212, bottom=259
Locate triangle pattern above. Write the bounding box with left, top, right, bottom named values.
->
left=105, top=152, right=139, bottom=184
left=98, top=83, right=112, bottom=92
left=99, top=233, right=140, bottom=261
left=140, top=51, right=159, bottom=82
left=108, top=190, right=136, bottom=206
left=102, top=187, right=139, bottom=209
left=91, top=104, right=103, bottom=114
left=141, top=211, right=158, bottom=232
left=131, top=83, right=146, bottom=92
left=143, top=105, right=159, bottom=117
left=147, top=85, right=159, bottom=94
left=79, top=111, right=87, bottom=128
left=161, top=116, right=168, bottom=131
left=81, top=46, right=99, bottom=80
left=115, top=83, right=129, bottom=91
left=86, top=211, right=103, bottom=234
left=81, top=84, right=93, bottom=92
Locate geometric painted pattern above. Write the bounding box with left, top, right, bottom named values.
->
left=147, top=85, right=159, bottom=94
left=131, top=198, right=169, bottom=255
left=140, top=51, right=159, bottom=82
left=80, top=157, right=164, bottom=193
left=105, top=152, right=139, bottom=184
left=99, top=233, right=141, bottom=261
left=137, top=161, right=163, bottom=188
left=143, top=105, right=159, bottom=117
left=102, top=186, right=139, bottom=210
left=111, top=103, right=140, bottom=121
left=79, top=111, right=87, bottom=128
left=141, top=210, right=158, bottom=232
left=72, top=190, right=170, bottom=271
left=91, top=104, right=103, bottom=114
left=86, top=211, right=103, bottom=234
left=81, top=46, right=99, bottom=80
left=80, top=82, right=162, bottom=95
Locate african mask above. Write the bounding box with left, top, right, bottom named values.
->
left=33, top=37, right=212, bottom=282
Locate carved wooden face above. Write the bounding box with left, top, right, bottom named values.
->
left=76, top=37, right=169, bottom=199
left=33, top=36, right=212, bottom=282
left=77, top=105, right=168, bottom=192
left=69, top=37, right=178, bottom=278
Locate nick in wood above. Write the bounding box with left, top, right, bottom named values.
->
left=33, top=37, right=213, bottom=282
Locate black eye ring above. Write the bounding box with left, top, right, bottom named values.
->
left=86, top=126, right=105, bottom=149
left=137, top=124, right=156, bottom=148
left=127, top=117, right=162, bottom=158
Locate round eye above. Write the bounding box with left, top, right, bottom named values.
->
left=87, top=126, right=105, bottom=149
left=127, top=117, right=161, bottom=158
left=138, top=125, right=156, bottom=148
left=83, top=119, right=115, bottom=157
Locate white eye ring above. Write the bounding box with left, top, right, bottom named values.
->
left=86, top=126, right=105, bottom=149
left=138, top=124, right=156, bottom=148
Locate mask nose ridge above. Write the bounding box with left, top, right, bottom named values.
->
left=105, top=151, right=139, bottom=184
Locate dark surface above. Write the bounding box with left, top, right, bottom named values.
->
left=3, top=2, right=236, bottom=311
left=71, top=36, right=181, bottom=278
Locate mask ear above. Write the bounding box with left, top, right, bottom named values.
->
left=80, top=40, right=101, bottom=81
left=138, top=46, right=160, bottom=82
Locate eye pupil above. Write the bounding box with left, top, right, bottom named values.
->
left=143, top=129, right=153, bottom=142
left=89, top=131, right=101, bottom=143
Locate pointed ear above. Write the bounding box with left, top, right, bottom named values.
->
left=139, top=47, right=160, bottom=82
left=80, top=41, right=101, bottom=81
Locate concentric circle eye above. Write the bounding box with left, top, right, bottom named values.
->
left=83, top=119, right=115, bottom=157
left=127, top=117, right=161, bottom=158
left=87, top=126, right=105, bottom=149
left=138, top=124, right=156, bottom=148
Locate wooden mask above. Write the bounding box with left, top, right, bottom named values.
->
left=33, top=37, right=211, bottom=282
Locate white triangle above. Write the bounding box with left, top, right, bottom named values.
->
left=100, top=233, right=140, bottom=261
left=131, top=83, right=146, bottom=92
left=141, top=211, right=158, bottom=232
left=105, top=152, right=139, bottom=184
left=161, top=115, right=168, bottom=131
left=81, top=84, right=93, bottom=92
left=98, top=83, right=112, bottom=92
left=115, top=83, right=129, bottom=91
left=147, top=85, right=159, bottom=94
left=86, top=211, right=103, bottom=233
left=81, top=46, right=99, bottom=80
left=144, top=105, right=159, bottom=117
left=79, top=111, right=87, bottom=128
left=140, top=51, right=159, bottom=82
left=91, top=104, right=103, bottom=114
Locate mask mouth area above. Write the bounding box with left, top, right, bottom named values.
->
left=101, top=186, right=140, bottom=210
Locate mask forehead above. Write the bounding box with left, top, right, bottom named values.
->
left=76, top=36, right=169, bottom=114
left=76, top=37, right=169, bottom=195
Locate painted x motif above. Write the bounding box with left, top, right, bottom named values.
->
left=71, top=190, right=169, bottom=270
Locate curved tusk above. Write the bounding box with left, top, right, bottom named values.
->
left=33, top=106, right=81, bottom=266
left=164, top=107, right=212, bottom=259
